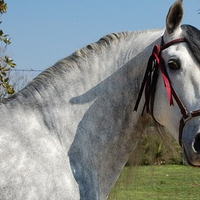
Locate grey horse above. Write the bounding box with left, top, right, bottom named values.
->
left=1, top=0, right=200, bottom=199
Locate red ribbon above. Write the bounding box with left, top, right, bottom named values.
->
left=152, top=45, right=174, bottom=106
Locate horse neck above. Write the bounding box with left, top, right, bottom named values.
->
left=64, top=30, right=163, bottom=199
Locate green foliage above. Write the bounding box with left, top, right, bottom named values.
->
left=0, top=0, right=16, bottom=97
left=0, top=0, right=7, bottom=14
left=141, top=132, right=182, bottom=165
left=127, top=127, right=183, bottom=166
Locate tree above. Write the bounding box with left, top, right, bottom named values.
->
left=0, top=0, right=16, bottom=96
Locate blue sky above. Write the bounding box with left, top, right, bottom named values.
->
left=1, top=0, right=200, bottom=76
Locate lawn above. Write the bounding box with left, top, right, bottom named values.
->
left=108, top=165, right=200, bottom=200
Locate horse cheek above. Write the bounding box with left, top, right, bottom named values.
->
left=153, top=76, right=181, bottom=140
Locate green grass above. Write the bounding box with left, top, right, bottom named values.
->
left=108, top=165, right=200, bottom=200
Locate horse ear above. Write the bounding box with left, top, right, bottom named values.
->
left=166, top=0, right=184, bottom=34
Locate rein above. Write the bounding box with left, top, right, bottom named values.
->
left=134, top=37, right=200, bottom=147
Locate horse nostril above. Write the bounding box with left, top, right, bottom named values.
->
left=193, top=134, right=200, bottom=154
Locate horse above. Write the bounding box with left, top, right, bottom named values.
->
left=0, top=0, right=200, bottom=199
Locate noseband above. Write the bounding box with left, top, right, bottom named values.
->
left=134, top=37, right=200, bottom=147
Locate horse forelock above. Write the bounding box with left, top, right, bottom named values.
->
left=181, top=25, right=200, bottom=64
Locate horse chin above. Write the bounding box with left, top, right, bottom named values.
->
left=183, top=148, right=200, bottom=168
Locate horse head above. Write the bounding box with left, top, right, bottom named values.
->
left=153, top=0, right=200, bottom=167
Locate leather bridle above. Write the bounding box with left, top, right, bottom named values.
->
left=134, top=37, right=200, bottom=147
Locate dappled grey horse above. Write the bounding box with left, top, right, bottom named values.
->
left=1, top=0, right=200, bottom=199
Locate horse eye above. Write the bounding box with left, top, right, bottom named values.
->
left=168, top=59, right=180, bottom=70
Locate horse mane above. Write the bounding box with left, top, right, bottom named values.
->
left=77, top=32, right=129, bottom=56
left=31, top=32, right=130, bottom=83
left=58, top=31, right=130, bottom=68
left=6, top=31, right=131, bottom=102
left=62, top=32, right=129, bottom=61
left=181, top=25, right=200, bottom=64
